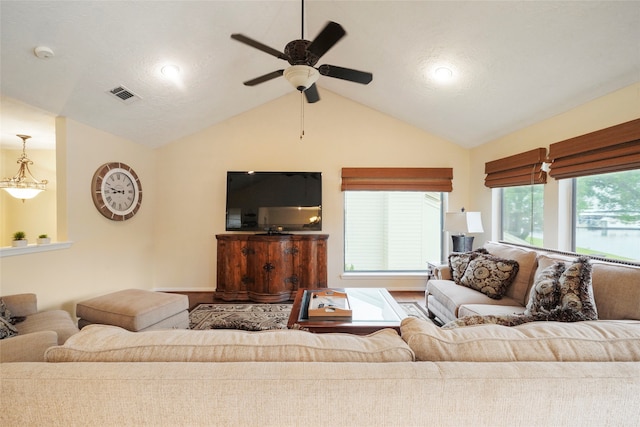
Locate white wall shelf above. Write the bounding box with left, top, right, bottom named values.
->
left=0, top=241, right=73, bottom=258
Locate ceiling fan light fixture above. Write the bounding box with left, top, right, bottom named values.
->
left=284, top=65, right=319, bottom=91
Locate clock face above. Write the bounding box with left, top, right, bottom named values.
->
left=91, top=162, right=142, bottom=221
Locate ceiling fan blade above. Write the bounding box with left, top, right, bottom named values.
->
left=243, top=70, right=284, bottom=86
left=318, top=64, right=373, bottom=84
left=231, top=34, right=288, bottom=61
left=307, top=21, right=346, bottom=60
left=304, top=83, right=320, bottom=103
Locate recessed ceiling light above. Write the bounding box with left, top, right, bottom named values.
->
left=161, top=64, right=180, bottom=79
left=434, top=67, right=453, bottom=82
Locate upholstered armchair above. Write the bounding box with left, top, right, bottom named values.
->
left=0, top=293, right=79, bottom=362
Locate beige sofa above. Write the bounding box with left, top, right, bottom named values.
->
left=426, top=241, right=640, bottom=325
left=2, top=319, right=640, bottom=426
left=0, top=293, right=79, bottom=362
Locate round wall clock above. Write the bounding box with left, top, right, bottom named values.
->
left=91, top=162, right=142, bottom=221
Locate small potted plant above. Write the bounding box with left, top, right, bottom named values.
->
left=37, top=234, right=51, bottom=245
left=12, top=231, right=27, bottom=247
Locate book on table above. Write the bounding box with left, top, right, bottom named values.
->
left=307, top=290, right=352, bottom=320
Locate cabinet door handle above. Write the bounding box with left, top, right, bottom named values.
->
left=263, top=263, right=275, bottom=272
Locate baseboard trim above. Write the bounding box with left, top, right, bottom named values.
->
left=153, top=287, right=217, bottom=292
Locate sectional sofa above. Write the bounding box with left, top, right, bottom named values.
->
left=2, top=241, right=639, bottom=426
left=3, top=316, right=640, bottom=426
left=426, top=241, right=640, bottom=325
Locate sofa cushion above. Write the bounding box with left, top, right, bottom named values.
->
left=459, top=254, right=519, bottom=299
left=525, top=261, right=565, bottom=316
left=15, top=310, right=79, bottom=345
left=590, top=260, right=640, bottom=320
left=427, top=280, right=522, bottom=319
left=483, top=241, right=539, bottom=304
left=45, top=324, right=415, bottom=362
left=400, top=317, right=640, bottom=362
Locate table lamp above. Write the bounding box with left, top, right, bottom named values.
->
left=444, top=209, right=484, bottom=252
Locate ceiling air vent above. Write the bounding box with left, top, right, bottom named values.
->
left=107, top=85, right=142, bottom=104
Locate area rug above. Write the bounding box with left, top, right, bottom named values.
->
left=189, top=301, right=431, bottom=331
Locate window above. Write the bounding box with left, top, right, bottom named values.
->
left=344, top=191, right=442, bottom=272
left=501, top=184, right=544, bottom=247
left=573, top=169, right=640, bottom=261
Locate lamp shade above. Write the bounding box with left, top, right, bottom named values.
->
left=444, top=212, right=484, bottom=234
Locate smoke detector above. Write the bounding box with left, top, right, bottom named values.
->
left=34, top=46, right=54, bottom=59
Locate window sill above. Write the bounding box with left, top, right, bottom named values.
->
left=0, top=241, right=73, bottom=258
left=341, top=272, right=429, bottom=280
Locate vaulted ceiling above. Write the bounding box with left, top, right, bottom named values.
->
left=1, top=1, right=639, bottom=150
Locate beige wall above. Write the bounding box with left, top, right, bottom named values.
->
left=154, top=90, right=470, bottom=292
left=0, top=118, right=156, bottom=313
left=469, top=82, right=640, bottom=249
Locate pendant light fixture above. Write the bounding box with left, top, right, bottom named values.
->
left=0, top=134, right=48, bottom=201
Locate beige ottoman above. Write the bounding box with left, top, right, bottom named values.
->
left=76, top=289, right=189, bottom=331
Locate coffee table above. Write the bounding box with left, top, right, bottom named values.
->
left=287, top=288, right=407, bottom=335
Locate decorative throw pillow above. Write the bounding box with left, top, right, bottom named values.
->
left=459, top=254, right=519, bottom=299
left=553, top=256, right=598, bottom=321
left=443, top=314, right=529, bottom=329
left=0, top=298, right=11, bottom=320
left=524, top=262, right=565, bottom=316
left=0, top=316, right=18, bottom=340
left=448, top=248, right=488, bottom=285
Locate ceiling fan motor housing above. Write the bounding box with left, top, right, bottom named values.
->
left=285, top=40, right=319, bottom=66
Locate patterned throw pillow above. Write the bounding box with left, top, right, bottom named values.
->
left=0, top=316, right=18, bottom=340
left=524, top=262, right=565, bottom=316
left=459, top=254, right=519, bottom=299
left=0, top=298, right=11, bottom=320
left=555, top=256, right=598, bottom=321
left=442, top=313, right=529, bottom=329
left=448, top=248, right=488, bottom=285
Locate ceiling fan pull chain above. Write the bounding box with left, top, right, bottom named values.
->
left=300, top=91, right=305, bottom=140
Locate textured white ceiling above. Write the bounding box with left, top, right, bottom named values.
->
left=1, top=1, right=639, bottom=150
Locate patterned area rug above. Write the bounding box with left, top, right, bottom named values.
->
left=189, top=301, right=431, bottom=331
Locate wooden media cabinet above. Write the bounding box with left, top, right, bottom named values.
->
left=215, top=234, right=328, bottom=303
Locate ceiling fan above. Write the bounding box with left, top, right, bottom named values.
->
left=230, top=0, right=373, bottom=103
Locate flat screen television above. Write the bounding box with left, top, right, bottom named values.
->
left=225, top=171, right=322, bottom=232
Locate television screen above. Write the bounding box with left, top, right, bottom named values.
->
left=225, top=171, right=322, bottom=232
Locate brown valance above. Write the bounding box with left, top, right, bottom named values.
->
left=341, top=167, right=453, bottom=192
left=484, top=148, right=547, bottom=188
left=548, top=118, right=640, bottom=179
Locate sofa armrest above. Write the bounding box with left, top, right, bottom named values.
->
left=0, top=330, right=58, bottom=362
left=432, top=264, right=452, bottom=280
left=1, top=293, right=38, bottom=317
